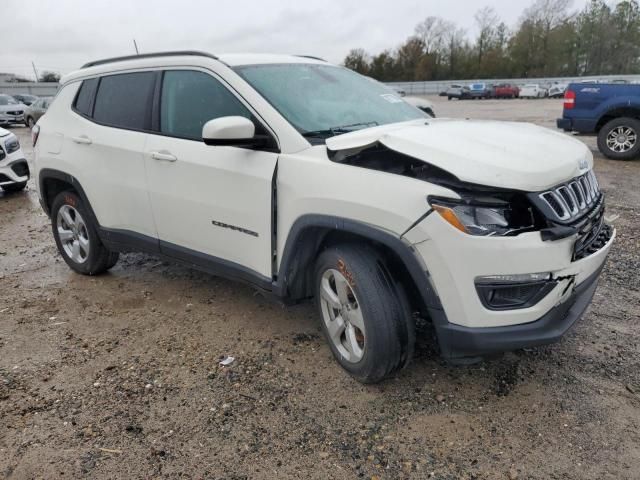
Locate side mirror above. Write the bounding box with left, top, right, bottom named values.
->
left=202, top=116, right=257, bottom=146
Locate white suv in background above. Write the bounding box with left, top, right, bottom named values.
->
left=0, top=127, right=29, bottom=192
left=33, top=51, right=614, bottom=383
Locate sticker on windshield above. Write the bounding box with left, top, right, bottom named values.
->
left=380, top=94, right=404, bottom=104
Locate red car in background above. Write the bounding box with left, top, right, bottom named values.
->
left=491, top=83, right=520, bottom=98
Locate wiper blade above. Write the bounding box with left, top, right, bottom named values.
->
left=302, top=121, right=378, bottom=138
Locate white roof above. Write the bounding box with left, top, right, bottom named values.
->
left=61, top=52, right=328, bottom=85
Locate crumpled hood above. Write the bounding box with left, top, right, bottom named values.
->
left=325, top=119, right=592, bottom=192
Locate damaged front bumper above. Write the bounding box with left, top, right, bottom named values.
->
left=431, top=260, right=607, bottom=360
left=404, top=209, right=615, bottom=359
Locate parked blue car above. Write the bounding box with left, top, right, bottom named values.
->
left=557, top=82, right=640, bottom=160
left=468, top=83, right=491, bottom=99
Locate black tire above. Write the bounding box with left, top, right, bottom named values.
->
left=447, top=96, right=452, bottom=101
left=51, top=191, right=119, bottom=275
left=314, top=244, right=414, bottom=383
left=26, top=117, right=35, bottom=129
left=2, top=181, right=27, bottom=193
left=597, top=117, right=640, bottom=160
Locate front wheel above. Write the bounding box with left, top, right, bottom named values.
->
left=51, top=191, right=119, bottom=275
left=597, top=117, right=640, bottom=160
left=314, top=245, right=414, bottom=383
left=26, top=117, right=35, bottom=129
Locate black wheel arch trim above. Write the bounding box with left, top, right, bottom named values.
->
left=597, top=107, right=640, bottom=130
left=39, top=169, right=99, bottom=222
left=273, top=214, right=443, bottom=310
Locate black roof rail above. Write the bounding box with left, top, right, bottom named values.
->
left=295, top=55, right=327, bottom=62
left=82, top=50, right=218, bottom=69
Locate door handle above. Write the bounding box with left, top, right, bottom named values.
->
left=71, top=135, right=92, bottom=145
left=150, top=151, right=177, bottom=162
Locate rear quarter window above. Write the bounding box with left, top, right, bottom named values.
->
left=73, top=78, right=99, bottom=117
left=92, top=72, right=156, bottom=130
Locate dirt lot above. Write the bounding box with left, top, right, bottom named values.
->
left=1, top=97, right=639, bottom=479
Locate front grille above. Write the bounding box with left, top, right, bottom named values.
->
left=538, top=170, right=600, bottom=222
left=6, top=111, right=23, bottom=116
left=530, top=170, right=611, bottom=260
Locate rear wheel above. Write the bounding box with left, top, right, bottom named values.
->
left=314, top=244, right=414, bottom=383
left=51, top=191, right=119, bottom=275
left=597, top=117, right=640, bottom=160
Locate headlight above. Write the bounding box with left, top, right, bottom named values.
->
left=4, top=136, right=20, bottom=154
left=429, top=196, right=537, bottom=236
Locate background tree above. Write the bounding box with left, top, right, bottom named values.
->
left=39, top=71, right=61, bottom=83
left=343, top=49, right=370, bottom=75
left=343, top=0, right=640, bottom=81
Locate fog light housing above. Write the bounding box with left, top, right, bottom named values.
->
left=475, top=273, right=557, bottom=310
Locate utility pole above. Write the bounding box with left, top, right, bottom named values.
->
left=133, top=39, right=140, bottom=55
left=31, top=61, right=39, bottom=82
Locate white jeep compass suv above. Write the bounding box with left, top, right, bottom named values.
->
left=33, top=51, right=615, bottom=383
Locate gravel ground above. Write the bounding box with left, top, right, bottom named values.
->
left=1, top=97, right=638, bottom=479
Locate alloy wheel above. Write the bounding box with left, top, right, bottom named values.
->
left=56, top=205, right=90, bottom=263
left=319, top=268, right=366, bottom=363
left=606, top=126, right=637, bottom=153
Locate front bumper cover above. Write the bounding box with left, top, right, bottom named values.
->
left=0, top=158, right=30, bottom=185
left=431, top=261, right=605, bottom=360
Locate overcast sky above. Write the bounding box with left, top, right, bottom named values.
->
left=3, top=0, right=589, bottom=79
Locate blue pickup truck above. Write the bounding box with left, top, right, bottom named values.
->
left=557, top=82, right=640, bottom=160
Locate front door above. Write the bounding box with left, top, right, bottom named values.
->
left=145, top=69, right=278, bottom=282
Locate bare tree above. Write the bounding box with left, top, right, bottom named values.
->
left=523, top=0, right=573, bottom=30
left=475, top=7, right=500, bottom=65
left=414, top=17, right=449, bottom=55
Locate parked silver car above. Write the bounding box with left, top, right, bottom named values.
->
left=12, top=93, right=38, bottom=106
left=446, top=84, right=471, bottom=100
left=0, top=94, right=27, bottom=126
left=24, top=97, right=52, bottom=128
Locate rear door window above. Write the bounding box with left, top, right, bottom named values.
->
left=92, top=72, right=156, bottom=130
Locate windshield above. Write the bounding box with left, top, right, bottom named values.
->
left=0, top=95, right=18, bottom=106
left=235, top=64, right=426, bottom=138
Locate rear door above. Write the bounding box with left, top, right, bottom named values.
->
left=67, top=72, right=157, bottom=240
left=144, top=69, right=278, bottom=281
